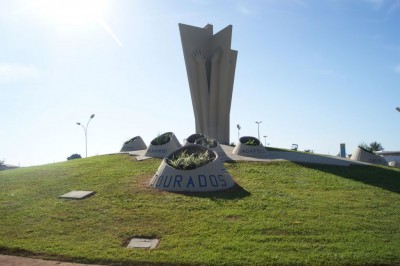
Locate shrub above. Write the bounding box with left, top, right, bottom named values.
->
left=186, top=133, right=205, bottom=144
left=240, top=136, right=260, bottom=146
left=167, top=146, right=215, bottom=170
left=194, top=137, right=218, bottom=148
left=124, top=137, right=138, bottom=145
left=151, top=133, right=172, bottom=146
left=67, top=154, right=82, bottom=160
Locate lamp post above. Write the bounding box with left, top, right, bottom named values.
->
left=76, top=114, right=95, bottom=158
left=255, top=121, right=262, bottom=140
left=263, top=135, right=267, bottom=146
left=237, top=124, right=241, bottom=139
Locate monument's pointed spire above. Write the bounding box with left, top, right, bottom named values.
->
left=179, top=23, right=237, bottom=144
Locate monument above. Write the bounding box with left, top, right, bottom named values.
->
left=179, top=23, right=238, bottom=145
left=150, top=145, right=235, bottom=192
left=350, top=146, right=388, bottom=166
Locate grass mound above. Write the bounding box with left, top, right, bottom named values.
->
left=1, top=154, right=400, bottom=265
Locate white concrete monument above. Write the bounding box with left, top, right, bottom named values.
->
left=120, top=136, right=147, bottom=152
left=233, top=136, right=268, bottom=157
left=144, top=132, right=181, bottom=159
left=350, top=146, right=388, bottom=166
left=150, top=145, right=235, bottom=192
left=179, top=23, right=238, bottom=145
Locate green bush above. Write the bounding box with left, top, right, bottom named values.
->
left=67, top=154, right=82, bottom=160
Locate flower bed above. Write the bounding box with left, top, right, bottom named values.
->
left=144, top=132, right=181, bottom=158
left=120, top=136, right=147, bottom=152
left=232, top=136, right=267, bottom=157
left=150, top=145, right=235, bottom=192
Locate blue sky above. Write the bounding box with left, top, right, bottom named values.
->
left=1, top=0, right=400, bottom=166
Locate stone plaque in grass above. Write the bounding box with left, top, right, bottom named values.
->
left=126, top=238, right=159, bottom=249
left=232, top=136, right=267, bottom=157
left=144, top=132, right=181, bottom=158
left=150, top=145, right=235, bottom=192
left=59, top=191, right=96, bottom=200
left=120, top=136, right=147, bottom=152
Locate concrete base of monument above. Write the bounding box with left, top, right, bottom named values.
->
left=224, top=145, right=363, bottom=166
left=143, top=140, right=181, bottom=159
left=139, top=132, right=182, bottom=160
left=232, top=136, right=268, bottom=158
left=129, top=144, right=360, bottom=166
left=350, top=146, right=388, bottom=166
left=184, top=137, right=229, bottom=162
left=232, top=143, right=268, bottom=158
left=120, top=136, right=147, bottom=152
left=150, top=146, right=235, bottom=192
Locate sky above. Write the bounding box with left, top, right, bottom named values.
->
left=1, top=0, right=400, bottom=166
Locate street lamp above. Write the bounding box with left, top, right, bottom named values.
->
left=237, top=124, right=241, bottom=139
left=263, top=135, right=267, bottom=146
left=76, top=114, right=95, bottom=158
left=255, top=121, right=262, bottom=140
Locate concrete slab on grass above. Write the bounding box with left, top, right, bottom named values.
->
left=126, top=238, right=159, bottom=249
left=59, top=191, right=96, bottom=200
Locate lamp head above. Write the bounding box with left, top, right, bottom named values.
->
left=76, top=122, right=81, bottom=125
left=90, top=114, right=95, bottom=119
left=396, top=107, right=400, bottom=112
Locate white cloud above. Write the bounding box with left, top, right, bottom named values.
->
left=0, top=63, right=38, bottom=83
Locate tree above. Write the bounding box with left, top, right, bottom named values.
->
left=359, top=142, right=384, bottom=153
left=67, top=154, right=82, bottom=160
left=369, top=141, right=384, bottom=153
left=0, top=159, right=4, bottom=166
left=359, top=142, right=370, bottom=151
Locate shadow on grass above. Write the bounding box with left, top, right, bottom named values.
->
left=298, top=163, right=400, bottom=194
left=171, top=183, right=251, bottom=200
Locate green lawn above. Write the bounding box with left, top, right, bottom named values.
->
left=0, top=154, right=400, bottom=265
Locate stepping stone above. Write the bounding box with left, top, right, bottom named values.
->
left=126, top=238, right=159, bottom=249
left=59, top=191, right=96, bottom=200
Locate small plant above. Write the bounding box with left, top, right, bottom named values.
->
left=124, top=137, right=138, bottom=144
left=240, top=136, right=260, bottom=146
left=186, top=133, right=205, bottom=144
left=151, top=133, right=171, bottom=146
left=195, top=137, right=218, bottom=148
left=167, top=147, right=215, bottom=170
left=245, top=139, right=256, bottom=145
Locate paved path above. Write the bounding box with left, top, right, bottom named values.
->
left=0, top=255, right=103, bottom=266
